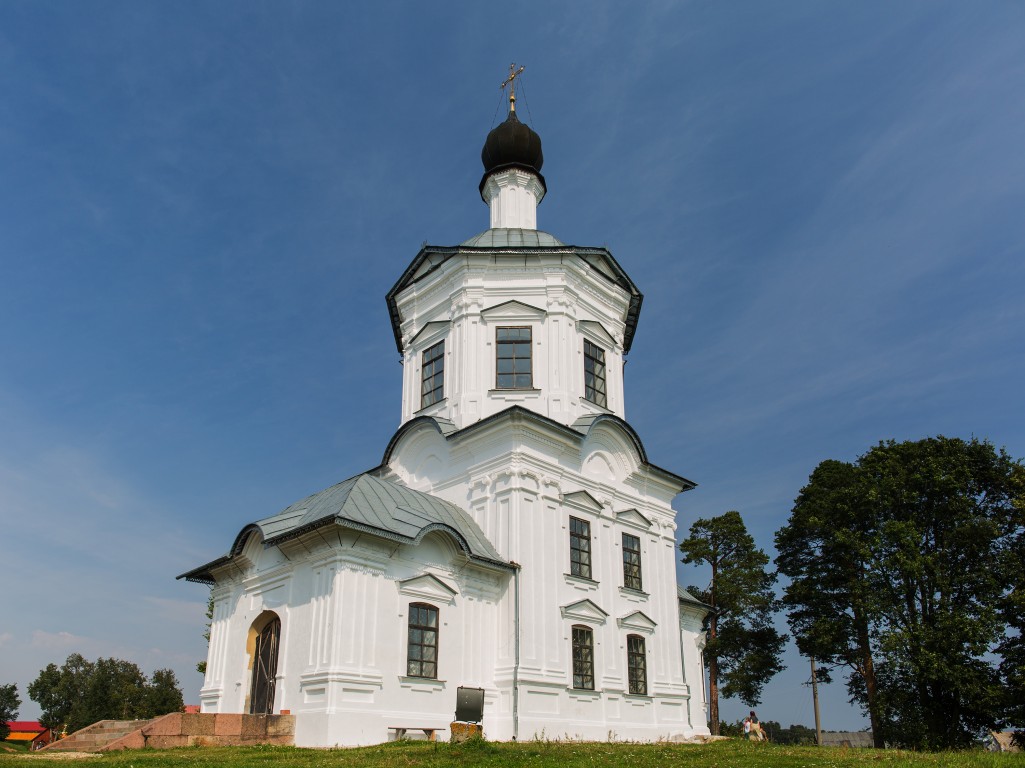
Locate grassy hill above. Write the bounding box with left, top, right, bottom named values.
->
left=0, top=739, right=1021, bottom=768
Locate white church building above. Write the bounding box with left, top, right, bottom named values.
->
left=180, top=85, right=711, bottom=746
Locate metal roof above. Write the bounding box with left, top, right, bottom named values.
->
left=461, top=228, right=564, bottom=248
left=677, top=584, right=711, bottom=611
left=178, top=473, right=511, bottom=584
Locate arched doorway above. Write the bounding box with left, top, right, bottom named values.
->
left=248, top=613, right=281, bottom=715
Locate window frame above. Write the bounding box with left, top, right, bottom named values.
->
left=495, top=326, right=533, bottom=389
left=420, top=340, right=445, bottom=409
left=622, top=532, right=643, bottom=591
left=627, top=634, right=647, bottom=695
left=569, top=516, right=592, bottom=580
left=583, top=339, right=607, bottom=407
left=572, top=625, right=595, bottom=690
left=406, top=602, right=439, bottom=679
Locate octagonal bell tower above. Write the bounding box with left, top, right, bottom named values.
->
left=387, top=83, right=643, bottom=432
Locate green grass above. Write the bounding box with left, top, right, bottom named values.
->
left=1, top=740, right=1022, bottom=768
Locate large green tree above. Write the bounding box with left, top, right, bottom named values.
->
left=145, top=669, right=184, bottom=716
left=28, top=654, right=184, bottom=734
left=775, top=459, right=885, bottom=746
left=680, top=510, right=787, bottom=735
left=0, top=683, right=20, bottom=741
left=776, top=437, right=1024, bottom=750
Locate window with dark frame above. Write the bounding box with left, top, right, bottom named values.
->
left=627, top=634, right=647, bottom=695
left=421, top=341, right=445, bottom=408
left=569, top=517, right=592, bottom=579
left=583, top=339, right=607, bottom=407
left=407, top=603, right=439, bottom=678
left=572, top=625, right=595, bottom=690
left=622, top=533, right=642, bottom=591
left=496, top=327, right=532, bottom=389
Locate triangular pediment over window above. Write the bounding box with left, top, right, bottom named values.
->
left=579, top=320, right=617, bottom=348
left=409, top=321, right=450, bottom=347
left=480, top=300, right=546, bottom=321
left=397, top=573, right=458, bottom=603
left=561, top=598, right=609, bottom=624
left=563, top=490, right=603, bottom=513
left=410, top=251, right=450, bottom=282
left=615, top=508, right=652, bottom=530
left=580, top=253, right=618, bottom=283
left=617, top=610, right=657, bottom=633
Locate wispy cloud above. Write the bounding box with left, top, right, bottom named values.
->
left=31, top=630, right=87, bottom=650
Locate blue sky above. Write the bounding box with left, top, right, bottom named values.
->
left=2, top=1, right=1023, bottom=732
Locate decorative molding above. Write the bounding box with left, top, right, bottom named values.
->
left=579, top=320, right=617, bottom=349
left=562, top=489, right=603, bottom=513
left=561, top=598, right=609, bottom=624
left=617, top=610, right=657, bottom=633
left=615, top=508, right=653, bottom=530
left=408, top=320, right=450, bottom=347
left=242, top=564, right=292, bottom=595
left=299, top=668, right=384, bottom=689
left=480, top=299, right=547, bottom=321
left=397, top=572, right=459, bottom=603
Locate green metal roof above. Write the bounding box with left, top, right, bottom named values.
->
left=178, top=473, right=511, bottom=583
left=460, top=228, right=565, bottom=247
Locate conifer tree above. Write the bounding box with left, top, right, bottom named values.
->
left=680, top=510, right=786, bottom=735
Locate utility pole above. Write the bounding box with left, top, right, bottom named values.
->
left=810, top=657, right=822, bottom=746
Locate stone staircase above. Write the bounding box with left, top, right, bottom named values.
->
left=41, top=719, right=153, bottom=753
left=41, top=713, right=296, bottom=752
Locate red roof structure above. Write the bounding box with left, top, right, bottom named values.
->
left=4, top=721, right=52, bottom=747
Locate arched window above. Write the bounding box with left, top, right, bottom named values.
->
left=571, top=625, right=595, bottom=690
left=247, top=612, right=281, bottom=714
left=627, top=634, right=647, bottom=695
left=407, top=603, right=439, bottom=678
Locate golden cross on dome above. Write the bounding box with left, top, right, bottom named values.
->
left=500, top=63, right=525, bottom=113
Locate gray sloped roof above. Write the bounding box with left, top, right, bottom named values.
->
left=178, top=473, right=511, bottom=583
left=678, top=584, right=711, bottom=611
left=461, top=228, right=565, bottom=247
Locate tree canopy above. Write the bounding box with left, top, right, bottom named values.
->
left=680, top=510, right=787, bottom=735
left=0, top=683, right=20, bottom=741
left=28, top=654, right=184, bottom=734
left=775, top=436, right=1025, bottom=750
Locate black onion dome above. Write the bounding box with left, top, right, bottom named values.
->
left=479, top=110, right=546, bottom=200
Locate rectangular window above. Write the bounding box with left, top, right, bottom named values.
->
left=584, top=340, right=607, bottom=407
left=627, top=635, right=647, bottom=695
left=421, top=341, right=445, bottom=408
left=572, top=626, right=595, bottom=690
left=622, top=533, right=642, bottom=591
left=569, top=517, right=592, bottom=580
left=496, top=327, right=532, bottom=389
left=407, top=603, right=438, bottom=678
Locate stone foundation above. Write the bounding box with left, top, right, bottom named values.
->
left=101, top=713, right=295, bottom=751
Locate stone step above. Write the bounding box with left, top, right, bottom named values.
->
left=41, top=720, right=154, bottom=753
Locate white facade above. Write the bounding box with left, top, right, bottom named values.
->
left=182, top=106, right=710, bottom=746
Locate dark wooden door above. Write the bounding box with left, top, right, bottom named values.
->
left=249, top=617, right=280, bottom=714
